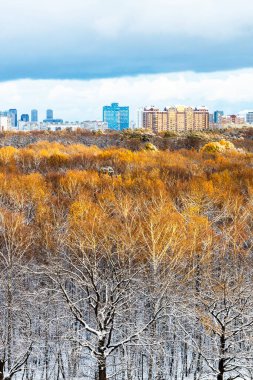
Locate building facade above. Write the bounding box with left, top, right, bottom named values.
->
left=213, top=110, right=224, bottom=124
left=0, top=113, right=12, bottom=131
left=246, top=112, right=253, bottom=124
left=18, top=120, right=108, bottom=132
left=141, top=106, right=209, bottom=133
left=46, top=109, right=53, bottom=120
left=43, top=118, right=63, bottom=123
left=20, top=114, right=29, bottom=122
left=31, top=109, right=38, bottom=122
left=103, top=103, right=129, bottom=130
left=9, top=109, right=17, bottom=127
left=221, top=115, right=245, bottom=125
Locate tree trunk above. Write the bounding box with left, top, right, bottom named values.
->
left=217, top=358, right=225, bottom=380
left=97, top=338, right=107, bottom=380
left=7, top=269, right=13, bottom=373
left=0, top=361, right=4, bottom=380
left=217, top=329, right=225, bottom=380
left=98, top=360, right=107, bottom=380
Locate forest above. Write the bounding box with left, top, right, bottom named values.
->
left=0, top=139, right=253, bottom=380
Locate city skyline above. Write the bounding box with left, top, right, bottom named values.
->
left=2, top=103, right=253, bottom=133
left=3, top=93, right=253, bottom=124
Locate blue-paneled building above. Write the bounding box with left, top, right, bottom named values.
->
left=31, top=109, right=38, bottom=122
left=9, top=109, right=17, bottom=127
left=246, top=112, right=253, bottom=124
left=47, top=109, right=54, bottom=120
left=103, top=103, right=129, bottom=130
left=21, top=114, right=29, bottom=122
left=213, top=110, right=224, bottom=124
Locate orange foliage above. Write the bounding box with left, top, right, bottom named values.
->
left=0, top=141, right=250, bottom=261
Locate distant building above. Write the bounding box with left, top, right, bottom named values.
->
left=246, top=112, right=253, bottom=124
left=130, top=120, right=136, bottom=129
left=209, top=113, right=214, bottom=123
left=137, top=108, right=144, bottom=129
left=0, top=113, right=12, bottom=131
left=213, top=110, right=224, bottom=124
left=31, top=109, right=38, bottom=122
left=43, top=118, right=64, bottom=123
left=46, top=109, right=53, bottom=120
left=18, top=120, right=108, bottom=132
left=9, top=109, right=17, bottom=127
left=103, top=103, right=129, bottom=130
left=43, top=110, right=63, bottom=123
left=140, top=105, right=209, bottom=133
left=142, top=106, right=161, bottom=131
left=21, top=114, right=29, bottom=122
left=81, top=121, right=108, bottom=131
left=221, top=115, right=245, bottom=125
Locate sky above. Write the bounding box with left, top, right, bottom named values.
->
left=1, top=0, right=253, bottom=120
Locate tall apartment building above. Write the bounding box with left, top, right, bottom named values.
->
left=9, top=109, right=17, bottom=127
left=43, top=110, right=63, bottom=123
left=103, top=103, right=129, bottom=130
left=194, top=107, right=210, bottom=130
left=213, top=110, right=224, bottom=124
left=246, top=112, right=253, bottom=124
left=141, top=106, right=209, bottom=133
left=31, top=109, right=38, bottom=122
left=0, top=113, right=12, bottom=131
left=46, top=109, right=53, bottom=120
left=142, top=107, right=161, bottom=131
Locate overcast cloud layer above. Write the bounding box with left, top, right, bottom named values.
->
left=1, top=0, right=253, bottom=80
left=1, top=69, right=253, bottom=121
left=2, top=0, right=253, bottom=119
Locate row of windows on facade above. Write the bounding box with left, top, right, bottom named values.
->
left=139, top=106, right=210, bottom=132
left=103, top=103, right=129, bottom=130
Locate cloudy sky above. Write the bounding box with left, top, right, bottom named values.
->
left=1, top=0, right=253, bottom=120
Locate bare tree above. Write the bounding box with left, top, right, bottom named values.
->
left=183, top=256, right=253, bottom=380
left=45, top=227, right=167, bottom=380
left=0, top=211, right=33, bottom=380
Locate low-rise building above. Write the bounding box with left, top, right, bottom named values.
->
left=221, top=115, right=245, bottom=125
left=17, top=120, right=108, bottom=132
left=20, top=114, right=29, bottom=122
left=43, top=118, right=63, bottom=123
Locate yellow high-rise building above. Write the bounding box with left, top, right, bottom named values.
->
left=167, top=107, right=177, bottom=130
left=142, top=107, right=159, bottom=131
left=142, top=106, right=209, bottom=133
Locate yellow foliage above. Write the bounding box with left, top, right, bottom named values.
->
left=201, top=140, right=236, bottom=153
left=0, top=140, right=249, bottom=263
left=0, top=146, right=18, bottom=165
